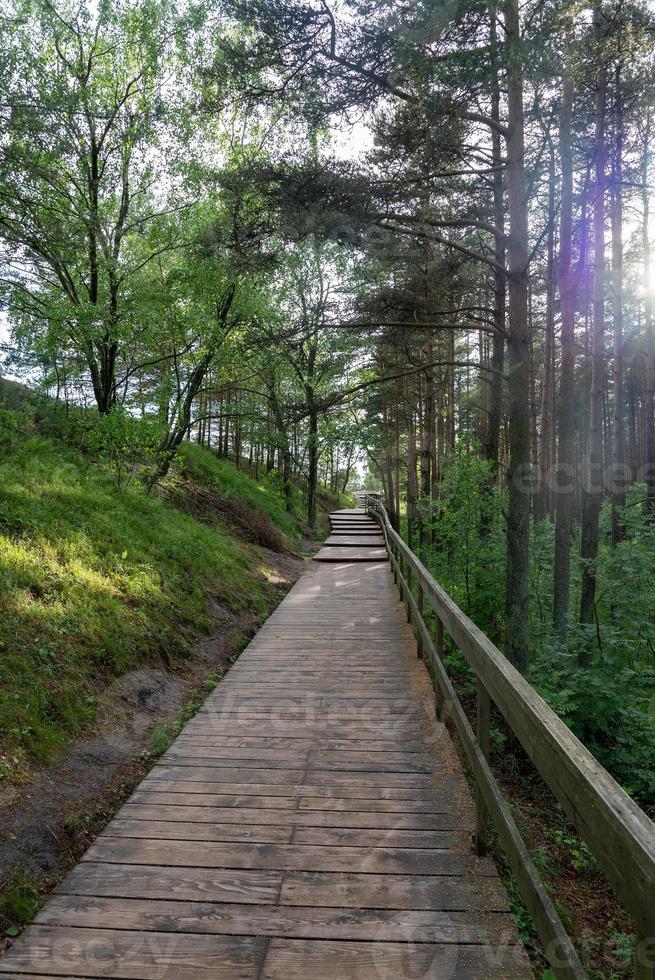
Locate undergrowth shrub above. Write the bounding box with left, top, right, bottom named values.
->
left=71, top=408, right=161, bottom=490
left=528, top=654, right=655, bottom=806
left=410, top=434, right=655, bottom=811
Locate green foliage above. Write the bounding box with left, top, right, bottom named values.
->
left=610, top=931, right=636, bottom=970
left=528, top=654, right=655, bottom=805
left=0, top=873, right=41, bottom=937
left=542, top=824, right=598, bottom=879
left=148, top=724, right=177, bottom=758
left=420, top=437, right=506, bottom=639
left=148, top=668, right=228, bottom=759
left=593, top=491, right=655, bottom=662
left=71, top=408, right=162, bottom=491
left=411, top=436, right=655, bottom=810
left=503, top=870, right=538, bottom=949
left=0, top=0, right=201, bottom=413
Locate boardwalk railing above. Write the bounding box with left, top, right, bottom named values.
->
left=364, top=496, right=655, bottom=980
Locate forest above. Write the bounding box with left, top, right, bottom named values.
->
left=1, top=0, right=655, bottom=975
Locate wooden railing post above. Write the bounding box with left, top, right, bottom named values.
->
left=474, top=679, right=491, bottom=856
left=434, top=617, right=444, bottom=721
left=406, top=563, right=413, bottom=623
left=416, top=585, right=424, bottom=659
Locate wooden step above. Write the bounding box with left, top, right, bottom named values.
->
left=312, top=546, right=388, bottom=562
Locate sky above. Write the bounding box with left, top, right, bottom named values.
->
left=0, top=314, right=13, bottom=374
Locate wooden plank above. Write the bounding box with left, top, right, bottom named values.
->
left=36, top=896, right=519, bottom=945
left=165, top=746, right=433, bottom=768
left=188, top=711, right=425, bottom=725
left=329, top=513, right=376, bottom=519
left=327, top=525, right=380, bottom=532
left=103, top=819, right=294, bottom=844
left=82, top=838, right=498, bottom=876
left=133, top=791, right=449, bottom=814
left=326, top=528, right=385, bottom=535
left=169, top=735, right=425, bottom=749
left=130, top=790, right=302, bottom=809
left=324, top=535, right=385, bottom=546
left=56, top=864, right=282, bottom=904
left=178, top=725, right=427, bottom=741
left=200, top=696, right=419, bottom=708
left=330, top=520, right=371, bottom=525
left=54, top=864, right=509, bottom=914
left=329, top=518, right=378, bottom=524
left=260, top=939, right=531, bottom=979
left=329, top=515, right=377, bottom=521
left=160, top=752, right=436, bottom=774
left=313, top=547, right=387, bottom=562
left=279, top=870, right=511, bottom=912
left=117, top=803, right=459, bottom=830
left=0, top=927, right=266, bottom=978
left=290, top=827, right=463, bottom=848
left=165, top=711, right=426, bottom=727
left=104, top=818, right=462, bottom=850
left=201, top=688, right=409, bottom=697
left=146, top=766, right=436, bottom=787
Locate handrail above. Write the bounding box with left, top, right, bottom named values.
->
left=364, top=496, right=655, bottom=980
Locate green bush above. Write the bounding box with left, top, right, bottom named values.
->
left=71, top=408, right=162, bottom=491
left=528, top=654, right=655, bottom=805
left=408, top=435, right=655, bottom=810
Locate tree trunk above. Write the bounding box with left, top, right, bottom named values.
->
left=553, top=22, right=577, bottom=645
left=503, top=0, right=531, bottom=672
left=642, top=119, right=655, bottom=515
left=535, top=137, right=556, bottom=522
left=407, top=408, right=418, bottom=550
left=610, top=69, right=626, bottom=545
left=420, top=344, right=434, bottom=549
left=307, top=397, right=319, bottom=527
left=148, top=285, right=235, bottom=488
left=269, top=386, right=294, bottom=514
left=485, top=1, right=506, bottom=475
left=579, top=7, right=607, bottom=660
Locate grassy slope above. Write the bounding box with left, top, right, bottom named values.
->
left=0, top=385, right=308, bottom=782
left=177, top=443, right=300, bottom=539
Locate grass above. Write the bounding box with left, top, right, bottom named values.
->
left=177, top=443, right=302, bottom=539
left=0, top=386, right=299, bottom=782
left=0, top=873, right=40, bottom=938
left=147, top=665, right=232, bottom=758
left=177, top=443, right=355, bottom=536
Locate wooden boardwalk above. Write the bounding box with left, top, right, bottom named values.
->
left=0, top=510, right=531, bottom=978
left=313, top=511, right=388, bottom=563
